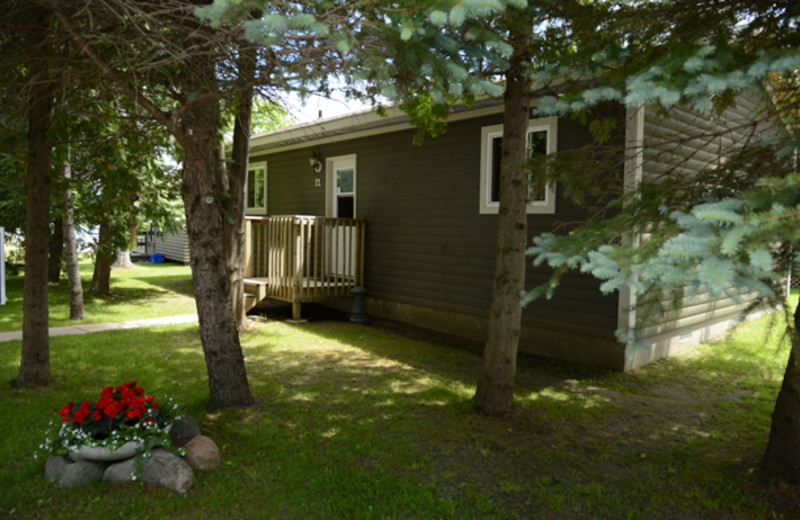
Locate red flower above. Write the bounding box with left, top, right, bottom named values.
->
left=57, top=381, right=173, bottom=442
left=104, top=401, right=122, bottom=419
left=59, top=401, right=74, bottom=422
left=72, top=407, right=90, bottom=425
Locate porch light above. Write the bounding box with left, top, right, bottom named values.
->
left=309, top=152, right=322, bottom=174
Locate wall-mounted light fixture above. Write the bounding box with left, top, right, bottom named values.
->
left=309, top=152, right=322, bottom=174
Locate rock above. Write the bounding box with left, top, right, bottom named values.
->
left=169, top=414, right=201, bottom=447
left=141, top=448, right=194, bottom=494
left=43, top=455, right=70, bottom=483
left=182, top=435, right=221, bottom=470
left=103, top=457, right=139, bottom=482
left=43, top=455, right=105, bottom=488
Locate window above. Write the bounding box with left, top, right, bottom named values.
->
left=479, top=116, right=557, bottom=214
left=246, top=161, right=267, bottom=214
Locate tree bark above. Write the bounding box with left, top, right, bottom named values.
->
left=61, top=159, right=84, bottom=320
left=89, top=215, right=113, bottom=295
left=221, top=42, right=257, bottom=331
left=113, top=248, right=133, bottom=267
left=761, top=301, right=800, bottom=481
left=17, top=41, right=53, bottom=388
left=474, top=49, right=532, bottom=416
left=179, top=51, right=253, bottom=409
left=47, top=216, right=63, bottom=282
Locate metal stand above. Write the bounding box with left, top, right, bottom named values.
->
left=349, top=287, right=368, bottom=324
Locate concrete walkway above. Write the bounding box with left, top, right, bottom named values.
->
left=0, top=314, right=198, bottom=343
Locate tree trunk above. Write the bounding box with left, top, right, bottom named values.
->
left=62, top=159, right=84, bottom=320
left=474, top=50, right=533, bottom=416
left=47, top=216, right=63, bottom=282
left=179, top=52, right=253, bottom=409
left=761, top=301, right=800, bottom=481
left=17, top=42, right=53, bottom=389
left=113, top=248, right=133, bottom=267
left=221, top=42, right=257, bottom=331
left=89, top=215, right=113, bottom=295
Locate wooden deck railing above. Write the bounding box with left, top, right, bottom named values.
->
left=244, top=216, right=366, bottom=319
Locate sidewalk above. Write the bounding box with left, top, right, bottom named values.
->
left=0, top=314, right=198, bottom=343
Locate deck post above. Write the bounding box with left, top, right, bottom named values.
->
left=244, top=218, right=253, bottom=277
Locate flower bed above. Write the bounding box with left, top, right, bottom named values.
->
left=39, top=381, right=181, bottom=460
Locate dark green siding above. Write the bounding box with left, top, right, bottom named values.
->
left=264, top=149, right=326, bottom=216
left=251, top=111, right=620, bottom=345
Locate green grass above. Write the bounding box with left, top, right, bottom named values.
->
left=0, top=273, right=798, bottom=518
left=0, top=260, right=196, bottom=332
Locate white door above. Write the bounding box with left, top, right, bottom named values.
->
left=326, top=155, right=357, bottom=279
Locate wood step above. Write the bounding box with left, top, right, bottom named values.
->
left=244, top=292, right=258, bottom=312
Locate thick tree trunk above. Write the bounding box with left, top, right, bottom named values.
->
left=179, top=53, right=253, bottom=409
left=89, top=215, right=113, bottom=295
left=47, top=216, right=63, bottom=282
left=474, top=51, right=532, bottom=416
left=222, top=43, right=257, bottom=331
left=61, top=159, right=84, bottom=320
left=761, top=302, right=800, bottom=481
left=113, top=248, right=133, bottom=267
left=17, top=48, right=53, bottom=388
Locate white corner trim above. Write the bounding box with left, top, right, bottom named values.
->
left=618, top=104, right=645, bottom=335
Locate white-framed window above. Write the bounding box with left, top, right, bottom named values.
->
left=246, top=161, right=267, bottom=215
left=479, top=116, right=557, bottom=214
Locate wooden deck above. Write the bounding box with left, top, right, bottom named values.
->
left=243, top=216, right=366, bottom=319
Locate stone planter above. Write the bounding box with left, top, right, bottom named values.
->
left=70, top=440, right=144, bottom=462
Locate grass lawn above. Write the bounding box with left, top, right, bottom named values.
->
left=0, top=267, right=798, bottom=518
left=0, top=260, right=196, bottom=332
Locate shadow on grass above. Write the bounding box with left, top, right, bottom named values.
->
left=245, top=302, right=799, bottom=518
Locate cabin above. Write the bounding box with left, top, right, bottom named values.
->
left=241, top=93, right=782, bottom=370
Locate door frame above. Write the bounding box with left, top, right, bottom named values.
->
left=325, top=154, right=357, bottom=218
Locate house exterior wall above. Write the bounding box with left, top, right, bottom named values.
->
left=251, top=108, right=625, bottom=368
left=152, top=231, right=191, bottom=264
left=626, top=96, right=783, bottom=368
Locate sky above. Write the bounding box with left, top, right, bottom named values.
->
left=281, top=90, right=372, bottom=124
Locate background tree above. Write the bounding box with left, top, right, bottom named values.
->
left=221, top=93, right=294, bottom=330
left=60, top=157, right=84, bottom=320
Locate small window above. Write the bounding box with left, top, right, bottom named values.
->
left=479, top=117, right=557, bottom=214
left=246, top=161, right=267, bottom=214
